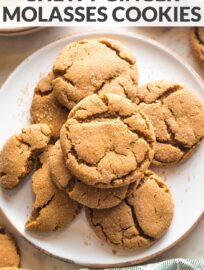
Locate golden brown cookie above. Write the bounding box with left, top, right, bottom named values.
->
left=52, top=38, right=138, bottom=110
left=25, top=146, right=80, bottom=232
left=60, top=93, right=155, bottom=188
left=0, top=124, right=51, bottom=189
left=190, top=27, right=204, bottom=63
left=31, top=72, right=69, bottom=139
left=49, top=141, right=129, bottom=209
left=86, top=170, right=174, bottom=249
left=135, top=81, right=204, bottom=166
left=0, top=225, right=20, bottom=268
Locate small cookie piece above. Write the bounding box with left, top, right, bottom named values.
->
left=52, top=38, right=138, bottom=110
left=135, top=81, right=204, bottom=166
left=0, top=124, right=51, bottom=189
left=190, top=27, right=204, bottom=63
left=26, top=147, right=80, bottom=232
left=86, top=171, right=174, bottom=249
left=60, top=93, right=155, bottom=188
left=49, top=141, right=129, bottom=209
left=0, top=225, right=20, bottom=268
left=31, top=72, right=68, bottom=139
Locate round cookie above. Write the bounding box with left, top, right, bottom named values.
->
left=0, top=124, right=51, bottom=189
left=86, top=170, right=174, bottom=249
left=49, top=141, right=129, bottom=209
left=190, top=27, right=204, bottom=63
left=31, top=72, right=69, bottom=139
left=52, top=38, right=138, bottom=110
left=60, top=93, right=155, bottom=188
left=0, top=225, right=20, bottom=268
left=25, top=146, right=80, bottom=232
left=135, top=81, right=204, bottom=166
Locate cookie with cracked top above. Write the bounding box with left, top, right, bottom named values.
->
left=25, top=146, right=80, bottom=232
left=190, top=27, right=204, bottom=63
left=49, top=140, right=129, bottom=209
left=86, top=170, right=174, bottom=249
left=0, top=124, right=51, bottom=189
left=52, top=38, right=138, bottom=110
left=0, top=225, right=20, bottom=268
left=31, top=72, right=69, bottom=139
left=135, top=81, right=204, bottom=167
left=60, top=93, right=155, bottom=188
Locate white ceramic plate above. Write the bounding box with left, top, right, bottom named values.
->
left=0, top=27, right=42, bottom=36
left=0, top=31, right=204, bottom=268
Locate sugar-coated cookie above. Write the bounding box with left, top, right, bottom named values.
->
left=52, top=38, right=138, bottom=109
left=60, top=93, right=155, bottom=188
left=135, top=81, right=204, bottom=166
left=86, top=171, right=174, bottom=249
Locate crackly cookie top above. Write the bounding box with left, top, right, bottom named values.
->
left=0, top=124, right=51, bottom=189
left=31, top=72, right=68, bottom=139
left=86, top=170, right=174, bottom=249
left=0, top=225, right=20, bottom=268
left=135, top=81, right=204, bottom=166
left=52, top=38, right=138, bottom=110
left=60, top=93, right=155, bottom=188
left=49, top=140, right=129, bottom=209
left=26, top=146, right=80, bottom=232
left=190, top=27, right=204, bottom=62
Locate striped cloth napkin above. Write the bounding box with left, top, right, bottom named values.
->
left=83, top=259, right=204, bottom=270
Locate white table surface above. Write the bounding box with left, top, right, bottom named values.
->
left=0, top=27, right=203, bottom=269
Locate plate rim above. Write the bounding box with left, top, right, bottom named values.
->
left=0, top=27, right=42, bottom=36
left=0, top=30, right=204, bottom=268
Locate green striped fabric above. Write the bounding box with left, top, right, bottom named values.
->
left=82, top=259, right=204, bottom=270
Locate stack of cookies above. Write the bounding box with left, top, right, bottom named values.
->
left=1, top=38, right=204, bottom=250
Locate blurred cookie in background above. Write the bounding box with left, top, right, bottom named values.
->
left=190, top=27, right=204, bottom=63
left=0, top=224, right=20, bottom=268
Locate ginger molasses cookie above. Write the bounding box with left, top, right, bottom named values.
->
left=190, top=27, right=204, bottom=63
left=0, top=124, right=51, bottom=189
left=52, top=38, right=138, bottom=110
left=31, top=72, right=68, bottom=139
left=60, top=93, right=155, bottom=188
left=135, top=81, right=204, bottom=166
left=49, top=141, right=129, bottom=209
left=86, top=170, right=174, bottom=249
left=0, top=225, right=20, bottom=268
left=26, top=147, right=80, bottom=232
